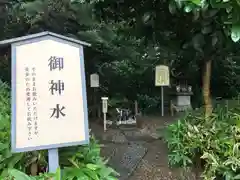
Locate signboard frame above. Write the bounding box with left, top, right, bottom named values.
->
left=90, top=73, right=99, bottom=87
left=101, top=97, right=108, bottom=131
left=8, top=33, right=90, bottom=153
left=155, top=65, right=170, bottom=86
left=155, top=65, right=170, bottom=116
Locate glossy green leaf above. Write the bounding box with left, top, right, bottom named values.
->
left=0, top=143, right=8, bottom=151
left=231, top=24, right=240, bottom=42
left=169, top=1, right=177, bottom=14
left=54, top=168, right=61, bottom=180
left=226, top=6, right=232, bottom=13
left=210, top=0, right=229, bottom=8
left=86, top=163, right=99, bottom=170
left=106, top=176, right=119, bottom=180
left=142, top=12, right=151, bottom=23
left=193, top=9, right=200, bottom=21
left=211, top=34, right=218, bottom=46
left=82, top=167, right=100, bottom=180
left=191, top=0, right=202, bottom=5
left=234, top=174, right=240, bottom=179
left=201, top=26, right=212, bottom=34
left=202, top=9, right=219, bottom=18
left=98, top=167, right=118, bottom=178
left=175, top=0, right=182, bottom=8
left=7, top=169, right=33, bottom=180
left=184, top=6, right=192, bottom=13
left=7, top=154, right=24, bottom=168
left=192, top=33, right=205, bottom=51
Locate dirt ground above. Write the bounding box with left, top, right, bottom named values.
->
left=128, top=116, right=197, bottom=180
left=90, top=115, right=198, bottom=180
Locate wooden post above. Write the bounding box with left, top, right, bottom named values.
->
left=155, top=65, right=170, bottom=117
left=48, top=148, right=59, bottom=173
left=170, top=100, right=174, bottom=116
left=134, top=100, right=138, bottom=115
left=93, top=88, right=97, bottom=118
left=101, top=97, right=108, bottom=132
left=90, top=73, right=100, bottom=118
left=103, top=113, right=107, bottom=132
left=161, top=86, right=164, bottom=116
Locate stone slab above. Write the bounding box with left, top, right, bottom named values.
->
left=108, top=142, right=148, bottom=180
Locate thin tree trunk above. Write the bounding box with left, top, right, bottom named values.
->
left=30, top=162, right=38, bottom=176
left=202, top=59, right=212, bottom=117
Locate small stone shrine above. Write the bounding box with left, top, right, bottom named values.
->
left=170, top=84, right=193, bottom=114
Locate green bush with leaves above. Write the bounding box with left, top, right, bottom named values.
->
left=1, top=168, right=58, bottom=179
left=0, top=81, right=119, bottom=179
left=164, top=107, right=240, bottom=180
left=137, top=94, right=161, bottom=115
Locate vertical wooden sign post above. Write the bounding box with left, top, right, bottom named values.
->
left=90, top=73, right=100, bottom=118
left=155, top=65, right=170, bottom=116
left=0, top=31, right=91, bottom=174
left=101, top=97, right=108, bottom=132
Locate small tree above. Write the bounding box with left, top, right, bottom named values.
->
left=167, top=0, right=240, bottom=116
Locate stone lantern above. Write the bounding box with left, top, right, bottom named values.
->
left=171, top=84, right=193, bottom=112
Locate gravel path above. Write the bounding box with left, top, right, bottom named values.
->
left=90, top=116, right=198, bottom=180
left=128, top=140, right=196, bottom=180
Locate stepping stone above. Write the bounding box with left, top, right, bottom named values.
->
left=94, top=129, right=128, bottom=143
left=119, top=126, right=138, bottom=131
left=108, top=142, right=148, bottom=180
left=122, top=129, right=157, bottom=142
left=102, top=130, right=128, bottom=143
left=101, top=143, right=117, bottom=159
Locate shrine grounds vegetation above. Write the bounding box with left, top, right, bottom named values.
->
left=2, top=0, right=240, bottom=179
left=0, top=82, right=119, bottom=179
left=164, top=106, right=240, bottom=180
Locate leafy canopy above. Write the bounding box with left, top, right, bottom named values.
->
left=170, top=0, right=240, bottom=42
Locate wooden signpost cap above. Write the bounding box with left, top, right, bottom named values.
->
left=0, top=31, right=91, bottom=47
left=101, top=97, right=108, bottom=100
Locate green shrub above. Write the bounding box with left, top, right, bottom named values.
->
left=164, top=106, right=240, bottom=180
left=137, top=94, right=161, bottom=114
left=1, top=168, right=58, bottom=179
left=0, top=81, right=119, bottom=179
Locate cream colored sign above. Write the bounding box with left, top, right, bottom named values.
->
left=14, top=39, right=88, bottom=150
left=90, top=73, right=99, bottom=87
left=155, top=65, right=170, bottom=86
left=101, top=97, right=108, bottom=113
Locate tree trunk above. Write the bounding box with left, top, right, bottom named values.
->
left=30, top=162, right=38, bottom=176
left=202, top=59, right=212, bottom=117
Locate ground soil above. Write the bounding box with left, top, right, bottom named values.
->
left=90, top=115, right=199, bottom=180
left=128, top=116, right=197, bottom=180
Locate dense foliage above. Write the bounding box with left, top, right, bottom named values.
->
left=0, top=0, right=239, bottom=111
left=2, top=0, right=240, bottom=179
left=0, top=81, right=119, bottom=179
left=170, top=0, right=240, bottom=42
left=164, top=106, right=240, bottom=180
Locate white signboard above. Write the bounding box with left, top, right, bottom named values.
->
left=11, top=37, right=89, bottom=152
left=101, top=97, right=108, bottom=113
left=155, top=65, right=170, bottom=86
left=90, top=73, right=99, bottom=87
